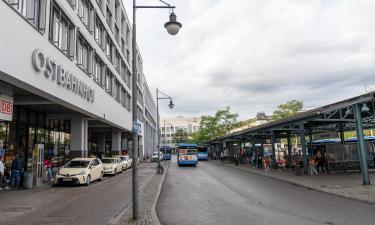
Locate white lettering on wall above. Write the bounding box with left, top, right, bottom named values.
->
left=31, top=49, right=95, bottom=103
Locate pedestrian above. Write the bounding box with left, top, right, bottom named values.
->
left=264, top=156, right=271, bottom=171
left=220, top=151, right=223, bottom=163
left=308, top=157, right=318, bottom=175
left=315, top=151, right=325, bottom=174
left=0, top=156, right=4, bottom=191
left=10, top=154, right=22, bottom=188
left=235, top=153, right=239, bottom=166
left=257, top=154, right=262, bottom=169
left=44, top=157, right=53, bottom=182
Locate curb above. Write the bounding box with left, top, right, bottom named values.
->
left=216, top=161, right=375, bottom=205
left=151, top=161, right=170, bottom=225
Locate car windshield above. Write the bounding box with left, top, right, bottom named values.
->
left=101, top=158, right=116, bottom=163
left=64, top=160, right=90, bottom=168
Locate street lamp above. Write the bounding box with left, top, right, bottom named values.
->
left=164, top=12, right=182, bottom=35
left=156, top=89, right=174, bottom=174
left=131, top=0, right=182, bottom=220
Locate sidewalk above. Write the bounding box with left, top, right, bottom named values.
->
left=113, top=161, right=170, bottom=225
left=218, top=161, right=375, bottom=204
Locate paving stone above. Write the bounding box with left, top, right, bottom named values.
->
left=115, top=161, right=169, bottom=225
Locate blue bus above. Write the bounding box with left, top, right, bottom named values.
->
left=312, top=136, right=375, bottom=171
left=177, top=143, right=198, bottom=167
left=197, top=146, right=208, bottom=160
left=160, top=146, right=172, bottom=160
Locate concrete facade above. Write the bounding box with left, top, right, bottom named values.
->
left=0, top=0, right=157, bottom=173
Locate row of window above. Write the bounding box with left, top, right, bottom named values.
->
left=161, top=126, right=200, bottom=133
left=4, top=0, right=134, bottom=112
left=49, top=1, right=132, bottom=111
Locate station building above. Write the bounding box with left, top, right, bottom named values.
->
left=0, top=0, right=157, bottom=184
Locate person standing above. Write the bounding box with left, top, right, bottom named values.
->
left=0, top=156, right=4, bottom=190
left=10, top=154, right=22, bottom=188
left=44, top=157, right=53, bottom=182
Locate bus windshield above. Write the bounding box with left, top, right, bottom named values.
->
left=198, top=146, right=208, bottom=153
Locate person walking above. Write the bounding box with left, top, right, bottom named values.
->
left=316, top=151, right=325, bottom=174
left=10, top=154, right=22, bottom=188
left=309, top=157, right=318, bottom=175
left=0, top=156, right=4, bottom=191
left=44, top=157, right=53, bottom=182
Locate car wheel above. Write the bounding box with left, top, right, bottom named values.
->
left=99, top=172, right=103, bottom=181
left=85, top=175, right=91, bottom=186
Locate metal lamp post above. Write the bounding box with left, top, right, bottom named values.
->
left=131, top=0, right=181, bottom=220
left=156, top=89, right=174, bottom=174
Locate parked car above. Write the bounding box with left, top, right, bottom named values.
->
left=119, top=155, right=131, bottom=170
left=152, top=151, right=164, bottom=162
left=102, top=157, right=123, bottom=175
left=55, top=158, right=103, bottom=186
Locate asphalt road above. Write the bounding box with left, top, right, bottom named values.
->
left=0, top=163, right=155, bottom=225
left=157, top=157, right=375, bottom=225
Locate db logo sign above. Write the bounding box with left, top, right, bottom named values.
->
left=1, top=100, right=13, bottom=115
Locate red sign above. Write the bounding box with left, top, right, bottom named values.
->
left=0, top=100, right=12, bottom=115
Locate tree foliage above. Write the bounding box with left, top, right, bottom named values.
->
left=173, top=128, right=189, bottom=144
left=189, top=106, right=240, bottom=144
left=271, top=100, right=303, bottom=120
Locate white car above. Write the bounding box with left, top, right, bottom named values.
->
left=152, top=152, right=164, bottom=162
left=55, top=158, right=103, bottom=186
left=119, top=156, right=131, bottom=170
left=102, top=157, right=123, bottom=175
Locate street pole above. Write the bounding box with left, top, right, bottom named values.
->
left=132, top=0, right=139, bottom=220
left=156, top=88, right=161, bottom=173
left=131, top=0, right=139, bottom=219
left=164, top=119, right=166, bottom=146
left=131, top=1, right=181, bottom=219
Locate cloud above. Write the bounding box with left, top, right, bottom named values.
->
left=124, top=0, right=375, bottom=120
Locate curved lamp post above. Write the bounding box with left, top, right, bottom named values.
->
left=131, top=0, right=181, bottom=219
left=156, top=89, right=174, bottom=174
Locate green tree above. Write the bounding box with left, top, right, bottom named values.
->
left=190, top=106, right=240, bottom=144
left=272, top=100, right=303, bottom=120
left=173, top=128, right=189, bottom=144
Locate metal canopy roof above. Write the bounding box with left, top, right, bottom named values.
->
left=208, top=92, right=375, bottom=144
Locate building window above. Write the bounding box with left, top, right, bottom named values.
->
left=76, top=33, right=92, bottom=74
left=105, top=69, right=113, bottom=94
left=94, top=14, right=105, bottom=47
left=106, top=35, right=113, bottom=62
left=113, top=79, right=120, bottom=102
left=114, top=50, right=121, bottom=72
left=106, top=6, right=112, bottom=29
left=121, top=38, right=125, bottom=54
left=67, top=0, right=76, bottom=8
left=5, top=0, right=47, bottom=31
left=49, top=1, right=75, bottom=58
left=77, top=0, right=93, bottom=29
left=115, top=25, right=119, bottom=42
left=94, top=54, right=104, bottom=86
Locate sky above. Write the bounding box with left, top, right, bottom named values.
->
left=124, top=0, right=375, bottom=120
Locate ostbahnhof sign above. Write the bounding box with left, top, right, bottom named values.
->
left=31, top=49, right=95, bottom=103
